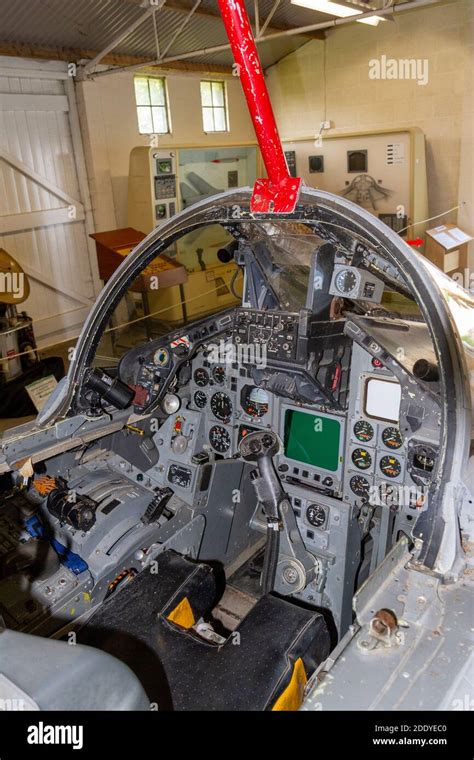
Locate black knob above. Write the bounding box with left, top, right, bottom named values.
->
left=413, top=358, right=439, bottom=382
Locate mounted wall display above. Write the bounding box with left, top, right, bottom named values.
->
left=125, top=144, right=259, bottom=324
left=347, top=149, right=368, bottom=173
left=178, top=146, right=258, bottom=209
left=341, top=175, right=392, bottom=210
left=128, top=145, right=259, bottom=232
left=308, top=155, right=324, bottom=173
left=127, top=148, right=179, bottom=235
left=282, top=128, right=428, bottom=238
left=378, top=212, right=409, bottom=235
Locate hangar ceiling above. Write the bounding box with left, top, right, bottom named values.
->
left=0, top=0, right=438, bottom=74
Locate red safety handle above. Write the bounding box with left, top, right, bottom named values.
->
left=218, top=0, right=302, bottom=213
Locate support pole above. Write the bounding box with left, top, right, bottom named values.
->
left=217, top=0, right=301, bottom=213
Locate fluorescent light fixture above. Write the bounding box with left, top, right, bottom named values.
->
left=359, top=14, right=384, bottom=26
left=290, top=0, right=385, bottom=26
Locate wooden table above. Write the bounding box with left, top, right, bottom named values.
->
left=90, top=228, right=188, bottom=333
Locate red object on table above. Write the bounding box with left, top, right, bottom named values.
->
left=217, top=0, right=302, bottom=214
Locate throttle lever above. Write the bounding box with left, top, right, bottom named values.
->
left=240, top=432, right=318, bottom=597
left=239, top=431, right=289, bottom=593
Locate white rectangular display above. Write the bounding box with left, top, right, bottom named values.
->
left=365, top=378, right=401, bottom=422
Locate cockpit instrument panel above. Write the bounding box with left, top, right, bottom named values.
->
left=232, top=308, right=307, bottom=364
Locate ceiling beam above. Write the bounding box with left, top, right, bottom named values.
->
left=82, top=2, right=165, bottom=72
left=0, top=42, right=234, bottom=74
left=154, top=0, right=439, bottom=66
left=159, top=0, right=202, bottom=60
left=257, top=0, right=282, bottom=38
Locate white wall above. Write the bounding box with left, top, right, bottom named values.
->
left=76, top=70, right=256, bottom=231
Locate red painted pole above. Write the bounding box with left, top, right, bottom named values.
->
left=217, top=0, right=302, bottom=213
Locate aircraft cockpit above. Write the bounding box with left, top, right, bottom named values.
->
left=0, top=188, right=472, bottom=711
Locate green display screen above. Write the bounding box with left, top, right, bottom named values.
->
left=284, top=410, right=341, bottom=472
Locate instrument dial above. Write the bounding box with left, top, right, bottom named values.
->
left=243, top=387, right=269, bottom=418
left=194, top=390, right=207, bottom=409
left=413, top=452, right=435, bottom=472
left=212, top=366, right=226, bottom=384
left=210, top=392, right=233, bottom=422
left=209, top=425, right=231, bottom=454
left=194, top=368, right=209, bottom=387
left=350, top=475, right=371, bottom=499
left=382, top=426, right=403, bottom=450
left=354, top=420, right=374, bottom=442
left=153, top=347, right=169, bottom=367
left=351, top=447, right=372, bottom=470
left=335, top=268, right=358, bottom=294
left=306, top=504, right=327, bottom=529
left=380, top=455, right=402, bottom=478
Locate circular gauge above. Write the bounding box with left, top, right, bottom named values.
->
left=335, top=268, right=358, bottom=295
left=350, top=475, right=371, bottom=499
left=210, top=392, right=233, bottom=422
left=351, top=447, right=372, bottom=470
left=306, top=504, right=327, bottom=529
left=194, top=390, right=207, bottom=409
left=243, top=387, right=269, bottom=418
left=209, top=425, right=231, bottom=453
left=382, top=426, right=403, bottom=450
left=212, top=366, right=226, bottom=384
left=380, top=455, right=402, bottom=479
left=194, top=367, right=209, bottom=387
left=354, top=420, right=374, bottom=442
left=153, top=347, right=169, bottom=367
left=412, top=448, right=435, bottom=472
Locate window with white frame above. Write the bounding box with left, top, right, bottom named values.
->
left=200, top=80, right=228, bottom=132
left=134, top=76, right=170, bottom=134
